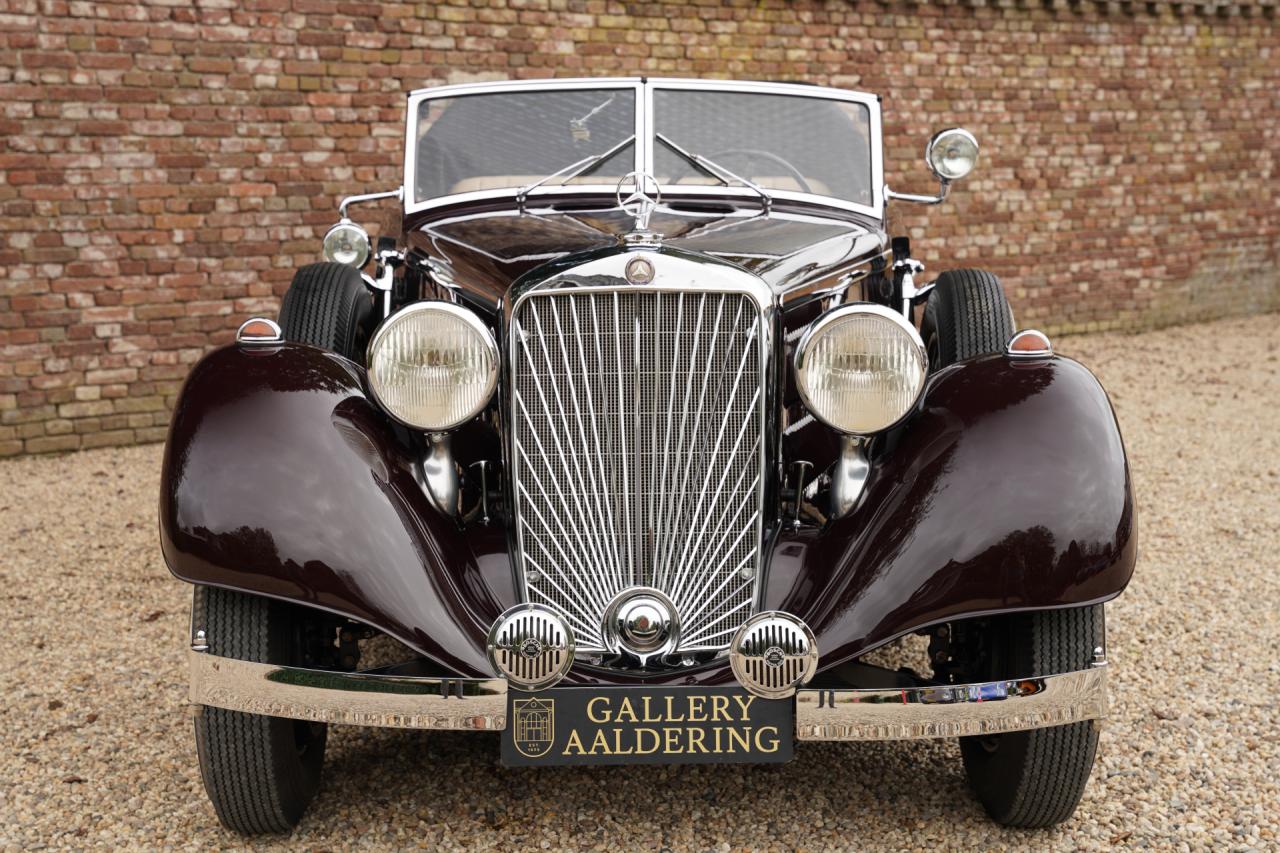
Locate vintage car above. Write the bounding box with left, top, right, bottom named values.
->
left=161, top=78, right=1135, bottom=833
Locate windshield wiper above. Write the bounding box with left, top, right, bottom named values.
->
left=655, top=132, right=772, bottom=215
left=515, top=134, right=635, bottom=212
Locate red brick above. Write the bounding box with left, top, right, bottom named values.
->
left=24, top=434, right=81, bottom=453
left=2, top=0, right=1277, bottom=456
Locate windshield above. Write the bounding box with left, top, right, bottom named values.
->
left=410, top=82, right=876, bottom=210
left=413, top=88, right=636, bottom=203
left=653, top=90, right=872, bottom=206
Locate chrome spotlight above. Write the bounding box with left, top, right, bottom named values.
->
left=487, top=604, right=575, bottom=691
left=322, top=218, right=371, bottom=268
left=886, top=126, right=980, bottom=206
left=729, top=611, right=818, bottom=699
left=925, top=128, right=979, bottom=182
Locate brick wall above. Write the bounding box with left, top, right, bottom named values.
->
left=1, top=0, right=1277, bottom=456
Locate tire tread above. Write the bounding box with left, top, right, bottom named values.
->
left=960, top=605, right=1103, bottom=827
left=277, top=262, right=371, bottom=360
left=193, top=587, right=323, bottom=835
left=997, top=606, right=1102, bottom=827
left=924, top=268, right=1015, bottom=368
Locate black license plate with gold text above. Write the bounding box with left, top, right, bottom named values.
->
left=502, top=686, right=793, bottom=766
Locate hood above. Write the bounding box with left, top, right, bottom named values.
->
left=405, top=204, right=888, bottom=312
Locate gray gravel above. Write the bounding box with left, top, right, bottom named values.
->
left=2, top=314, right=1278, bottom=850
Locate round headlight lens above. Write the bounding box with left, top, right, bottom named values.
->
left=367, top=302, right=498, bottom=431
left=926, top=128, right=979, bottom=182
left=794, top=304, right=928, bottom=435
left=322, top=220, right=371, bottom=268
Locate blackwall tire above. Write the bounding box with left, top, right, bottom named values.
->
left=277, top=262, right=374, bottom=363
left=959, top=605, right=1104, bottom=828
left=920, top=268, right=1015, bottom=370
left=192, top=587, right=327, bottom=835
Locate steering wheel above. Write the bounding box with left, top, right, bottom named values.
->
left=668, top=148, right=813, bottom=195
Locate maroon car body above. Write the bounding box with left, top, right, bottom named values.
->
left=164, top=78, right=1135, bottom=833
left=161, top=333, right=1135, bottom=682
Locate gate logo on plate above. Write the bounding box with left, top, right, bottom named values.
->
left=512, top=697, right=555, bottom=758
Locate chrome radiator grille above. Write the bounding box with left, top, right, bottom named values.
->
left=510, top=289, right=766, bottom=653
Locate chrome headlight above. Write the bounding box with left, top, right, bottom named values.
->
left=322, top=219, right=371, bottom=268
left=926, top=128, right=979, bottom=182
left=794, top=303, right=927, bottom=435
left=367, top=302, right=498, bottom=431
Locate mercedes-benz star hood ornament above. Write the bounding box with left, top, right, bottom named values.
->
left=615, top=171, right=662, bottom=244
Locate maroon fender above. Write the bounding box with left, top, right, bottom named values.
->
left=766, top=354, right=1137, bottom=672
left=159, top=342, right=514, bottom=678
left=163, top=343, right=1134, bottom=684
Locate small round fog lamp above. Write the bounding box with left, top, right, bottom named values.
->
left=322, top=219, right=371, bottom=268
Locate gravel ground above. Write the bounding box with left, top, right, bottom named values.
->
left=2, top=314, right=1277, bottom=851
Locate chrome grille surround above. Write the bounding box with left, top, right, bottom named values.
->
left=506, top=249, right=773, bottom=656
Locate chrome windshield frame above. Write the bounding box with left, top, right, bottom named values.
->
left=403, top=77, right=883, bottom=221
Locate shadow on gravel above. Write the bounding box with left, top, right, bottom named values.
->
left=308, top=726, right=980, bottom=839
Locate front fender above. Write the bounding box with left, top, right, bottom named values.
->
left=766, top=354, right=1137, bottom=672
left=159, top=342, right=513, bottom=678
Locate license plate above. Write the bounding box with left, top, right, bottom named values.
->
left=501, top=686, right=793, bottom=766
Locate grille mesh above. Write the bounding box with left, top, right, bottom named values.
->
left=511, top=289, right=765, bottom=652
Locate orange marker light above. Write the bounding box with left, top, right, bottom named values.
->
left=1006, top=330, right=1052, bottom=358
left=236, top=318, right=282, bottom=345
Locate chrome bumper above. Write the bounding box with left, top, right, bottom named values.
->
left=189, top=650, right=1107, bottom=740
left=188, top=649, right=507, bottom=730
left=795, top=664, right=1108, bottom=741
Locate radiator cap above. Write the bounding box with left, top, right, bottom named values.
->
left=602, top=587, right=680, bottom=666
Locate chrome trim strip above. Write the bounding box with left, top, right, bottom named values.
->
left=188, top=649, right=508, bottom=731
left=403, top=78, right=884, bottom=221
left=796, top=664, right=1108, bottom=741
left=884, top=183, right=951, bottom=206
left=189, top=651, right=1107, bottom=742
left=406, top=76, right=644, bottom=100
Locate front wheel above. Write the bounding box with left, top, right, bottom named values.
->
left=920, top=268, right=1015, bottom=371
left=278, top=262, right=375, bottom=363
left=957, top=605, right=1104, bottom=827
left=192, top=587, right=328, bottom=834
